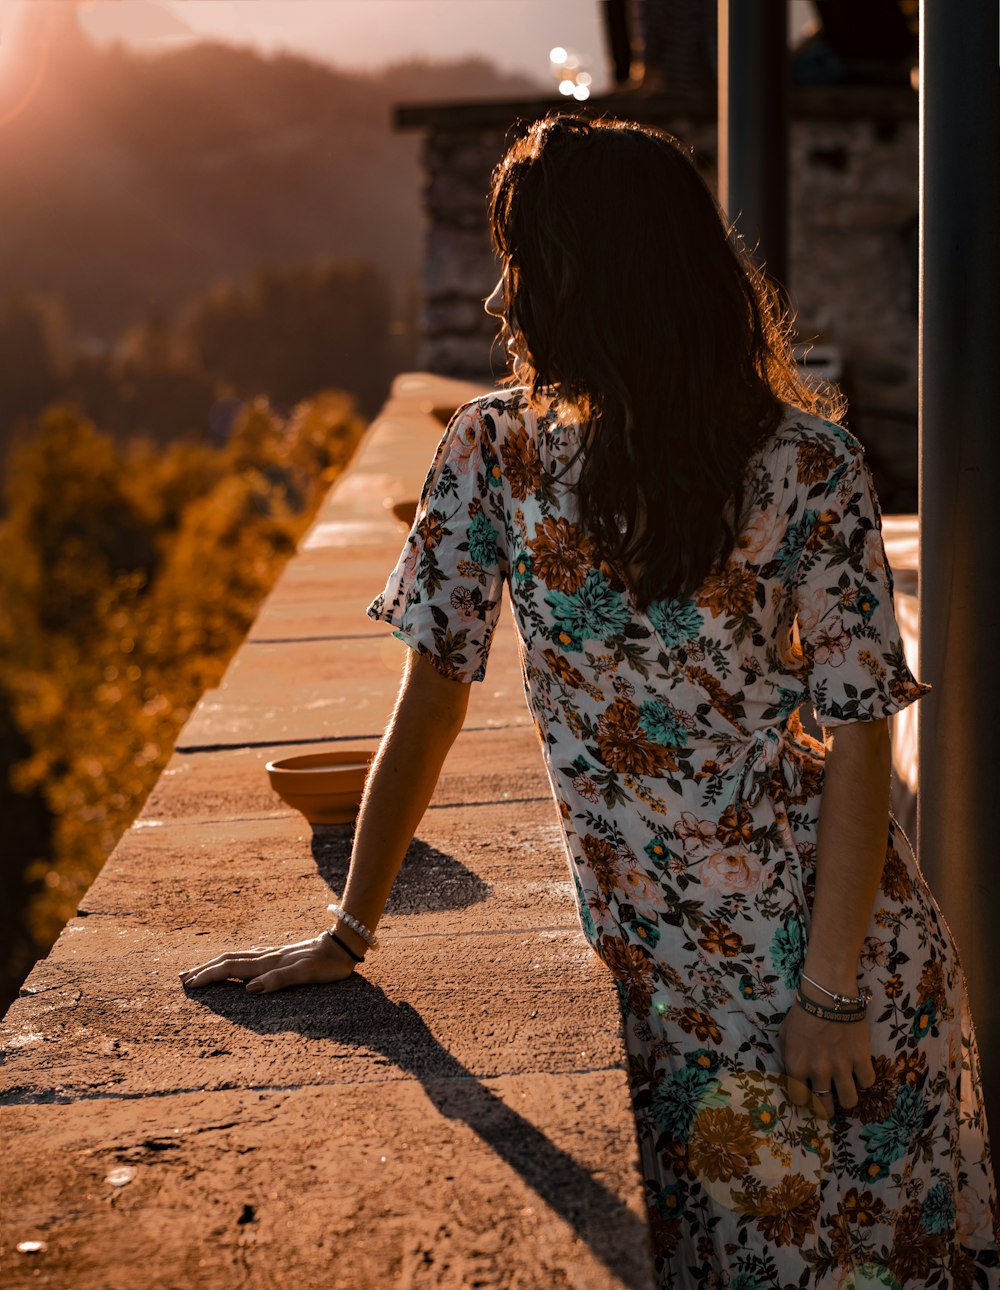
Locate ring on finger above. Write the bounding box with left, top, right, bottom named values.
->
left=812, top=1087, right=832, bottom=1096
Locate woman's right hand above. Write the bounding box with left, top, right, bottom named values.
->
left=179, top=932, right=357, bottom=994
left=778, top=1000, right=876, bottom=1121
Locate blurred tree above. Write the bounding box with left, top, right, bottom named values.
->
left=0, top=293, right=70, bottom=475
left=57, top=302, right=219, bottom=449
left=0, top=390, right=365, bottom=1009
left=2, top=256, right=393, bottom=463
left=118, top=303, right=179, bottom=371
left=0, top=677, right=53, bottom=996
left=2, top=404, right=159, bottom=634
left=181, top=259, right=393, bottom=416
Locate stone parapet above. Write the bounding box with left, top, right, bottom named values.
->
left=0, top=372, right=656, bottom=1290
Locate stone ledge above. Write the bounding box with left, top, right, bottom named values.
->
left=0, top=372, right=656, bottom=1289
left=2, top=1077, right=652, bottom=1290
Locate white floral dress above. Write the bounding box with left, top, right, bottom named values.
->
left=369, top=390, right=999, bottom=1290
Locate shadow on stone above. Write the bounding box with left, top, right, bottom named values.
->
left=190, top=978, right=652, bottom=1287
left=311, top=832, right=491, bottom=914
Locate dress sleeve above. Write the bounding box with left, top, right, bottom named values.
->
left=367, top=400, right=507, bottom=683
left=789, top=442, right=931, bottom=726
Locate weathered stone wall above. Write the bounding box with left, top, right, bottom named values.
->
left=789, top=114, right=919, bottom=507
left=401, top=90, right=919, bottom=506
left=422, top=128, right=510, bottom=380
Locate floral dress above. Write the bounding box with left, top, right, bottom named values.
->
left=368, top=389, right=999, bottom=1290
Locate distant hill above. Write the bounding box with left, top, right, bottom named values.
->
left=0, top=12, right=540, bottom=345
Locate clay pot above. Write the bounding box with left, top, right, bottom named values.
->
left=266, top=750, right=373, bottom=825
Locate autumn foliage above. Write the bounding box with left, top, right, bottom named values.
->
left=0, top=391, right=364, bottom=1008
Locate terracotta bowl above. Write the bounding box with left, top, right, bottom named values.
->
left=266, top=750, right=373, bottom=825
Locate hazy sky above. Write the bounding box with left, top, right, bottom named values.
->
left=5, top=1, right=611, bottom=91
left=1, top=1, right=819, bottom=99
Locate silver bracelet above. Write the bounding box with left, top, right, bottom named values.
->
left=800, top=972, right=871, bottom=1011
left=327, top=902, right=380, bottom=951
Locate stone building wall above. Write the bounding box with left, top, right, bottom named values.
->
left=788, top=112, right=919, bottom=507
left=397, top=88, right=919, bottom=506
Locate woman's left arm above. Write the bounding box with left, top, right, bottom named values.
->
left=778, top=717, right=891, bottom=1116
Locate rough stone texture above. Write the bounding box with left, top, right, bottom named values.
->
left=0, top=372, right=656, bottom=1289
left=2, top=1079, right=650, bottom=1290
left=406, top=89, right=920, bottom=506
left=789, top=116, right=920, bottom=503
left=175, top=617, right=531, bottom=752
left=420, top=129, right=507, bottom=382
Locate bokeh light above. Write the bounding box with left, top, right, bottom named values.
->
left=550, top=44, right=593, bottom=100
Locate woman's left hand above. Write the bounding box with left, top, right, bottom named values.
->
left=179, top=933, right=356, bottom=994
left=777, top=1003, right=876, bottom=1120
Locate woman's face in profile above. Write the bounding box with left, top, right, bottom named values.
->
left=485, top=268, right=529, bottom=379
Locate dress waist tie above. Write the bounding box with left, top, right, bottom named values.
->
left=730, top=724, right=803, bottom=807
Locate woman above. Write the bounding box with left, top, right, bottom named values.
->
left=182, top=116, right=998, bottom=1287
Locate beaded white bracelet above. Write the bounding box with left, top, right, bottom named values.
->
left=800, top=972, right=871, bottom=1011
left=327, top=902, right=380, bottom=951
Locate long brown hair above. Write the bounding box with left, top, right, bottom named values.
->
left=488, top=113, right=841, bottom=608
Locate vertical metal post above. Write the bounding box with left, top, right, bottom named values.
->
left=919, top=0, right=1000, bottom=1128
left=717, top=0, right=789, bottom=290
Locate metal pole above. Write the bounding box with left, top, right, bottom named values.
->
left=717, top=0, right=789, bottom=291
left=919, top=0, right=1000, bottom=1129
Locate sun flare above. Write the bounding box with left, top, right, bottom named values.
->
left=0, top=2, right=51, bottom=128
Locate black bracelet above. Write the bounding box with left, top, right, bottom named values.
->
left=795, top=989, right=866, bottom=1024
left=327, top=929, right=365, bottom=963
